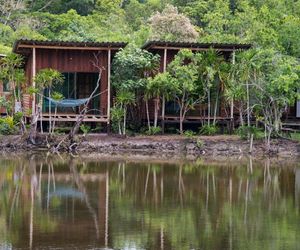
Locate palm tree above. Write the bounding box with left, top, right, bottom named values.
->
left=146, top=72, right=173, bottom=129
left=115, top=89, right=135, bottom=135
left=196, top=49, right=223, bottom=126
left=235, top=50, right=258, bottom=128
left=34, top=69, right=64, bottom=134
left=0, top=53, right=24, bottom=107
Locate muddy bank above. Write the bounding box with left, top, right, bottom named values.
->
left=78, top=135, right=300, bottom=158
left=0, top=134, right=299, bottom=158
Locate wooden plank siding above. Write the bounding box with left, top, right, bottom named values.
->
left=23, top=49, right=110, bottom=119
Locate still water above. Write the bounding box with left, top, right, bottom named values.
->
left=0, top=155, right=299, bottom=250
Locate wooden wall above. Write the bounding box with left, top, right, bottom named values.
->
left=24, top=48, right=111, bottom=116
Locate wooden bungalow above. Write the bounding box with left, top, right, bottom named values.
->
left=13, top=39, right=126, bottom=129
left=141, top=41, right=252, bottom=129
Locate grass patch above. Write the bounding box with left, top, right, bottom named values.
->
left=290, top=132, right=300, bottom=142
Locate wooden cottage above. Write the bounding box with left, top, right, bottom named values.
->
left=13, top=39, right=126, bottom=128
left=141, top=41, right=252, bottom=128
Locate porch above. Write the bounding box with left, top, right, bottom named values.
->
left=40, top=113, right=108, bottom=122
left=39, top=72, right=108, bottom=124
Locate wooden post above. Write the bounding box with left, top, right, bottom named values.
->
left=107, top=49, right=111, bottom=133
left=161, top=48, right=167, bottom=133
left=32, top=47, right=36, bottom=115
left=230, top=50, right=236, bottom=133
left=230, top=50, right=235, bottom=119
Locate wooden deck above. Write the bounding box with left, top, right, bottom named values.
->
left=40, top=113, right=108, bottom=122
left=163, top=115, right=232, bottom=122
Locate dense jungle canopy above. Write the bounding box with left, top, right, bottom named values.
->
left=0, top=0, right=300, bottom=56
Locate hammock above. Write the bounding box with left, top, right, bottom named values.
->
left=45, top=97, right=89, bottom=108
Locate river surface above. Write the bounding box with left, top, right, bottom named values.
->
left=0, top=154, right=299, bottom=250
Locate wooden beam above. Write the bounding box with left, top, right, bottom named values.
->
left=107, top=49, right=111, bottom=126
left=152, top=46, right=238, bottom=52
left=32, top=47, right=36, bottom=114
left=17, top=44, right=121, bottom=51
left=163, top=48, right=167, bottom=72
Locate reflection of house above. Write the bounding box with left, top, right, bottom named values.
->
left=14, top=167, right=110, bottom=249
left=13, top=40, right=126, bottom=127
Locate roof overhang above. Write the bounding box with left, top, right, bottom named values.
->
left=13, top=39, right=128, bottom=55
left=142, top=41, right=252, bottom=52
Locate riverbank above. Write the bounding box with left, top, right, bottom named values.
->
left=0, top=134, right=299, bottom=158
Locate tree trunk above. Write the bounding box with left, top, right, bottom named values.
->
left=52, top=106, right=58, bottom=134
left=207, top=87, right=211, bottom=126
left=28, top=108, right=40, bottom=144
left=154, top=97, right=159, bottom=128
left=213, top=87, right=220, bottom=126
left=145, top=100, right=150, bottom=130
left=246, top=81, right=250, bottom=127
left=161, top=95, right=165, bottom=133
left=179, top=105, right=184, bottom=134
left=266, top=127, right=272, bottom=153
left=68, top=67, right=102, bottom=144
left=123, top=107, right=126, bottom=135
left=48, top=89, right=52, bottom=133
left=118, top=121, right=122, bottom=135
left=239, top=102, right=244, bottom=126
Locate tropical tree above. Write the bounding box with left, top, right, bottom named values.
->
left=253, top=50, right=300, bottom=150
left=112, top=44, right=160, bottom=130
left=195, top=49, right=223, bottom=126
left=168, top=49, right=199, bottom=134
left=111, top=105, right=124, bottom=135
left=148, top=4, right=199, bottom=42
left=34, top=68, right=64, bottom=134
left=146, top=72, right=174, bottom=129
left=0, top=53, right=25, bottom=110
left=115, top=89, right=135, bottom=135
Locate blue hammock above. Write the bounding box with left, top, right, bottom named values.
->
left=45, top=97, right=89, bottom=108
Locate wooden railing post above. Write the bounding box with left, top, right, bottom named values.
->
left=107, top=49, right=111, bottom=133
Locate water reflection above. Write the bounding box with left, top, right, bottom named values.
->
left=0, top=155, right=299, bottom=250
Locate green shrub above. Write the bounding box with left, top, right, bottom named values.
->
left=236, top=125, right=263, bottom=140
left=91, top=125, right=102, bottom=133
left=0, top=116, right=17, bottom=135
left=184, top=130, right=196, bottom=138
left=145, top=126, right=162, bottom=135
left=199, top=125, right=219, bottom=135
left=79, top=124, right=91, bottom=136
left=13, top=112, right=23, bottom=125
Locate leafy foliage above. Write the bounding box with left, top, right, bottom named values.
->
left=199, top=124, right=219, bottom=135
left=148, top=4, right=199, bottom=42
left=145, top=126, right=162, bottom=135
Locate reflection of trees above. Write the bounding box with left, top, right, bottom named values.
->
left=108, top=159, right=300, bottom=250
left=0, top=156, right=299, bottom=250
left=0, top=155, right=108, bottom=249
left=69, top=158, right=100, bottom=239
